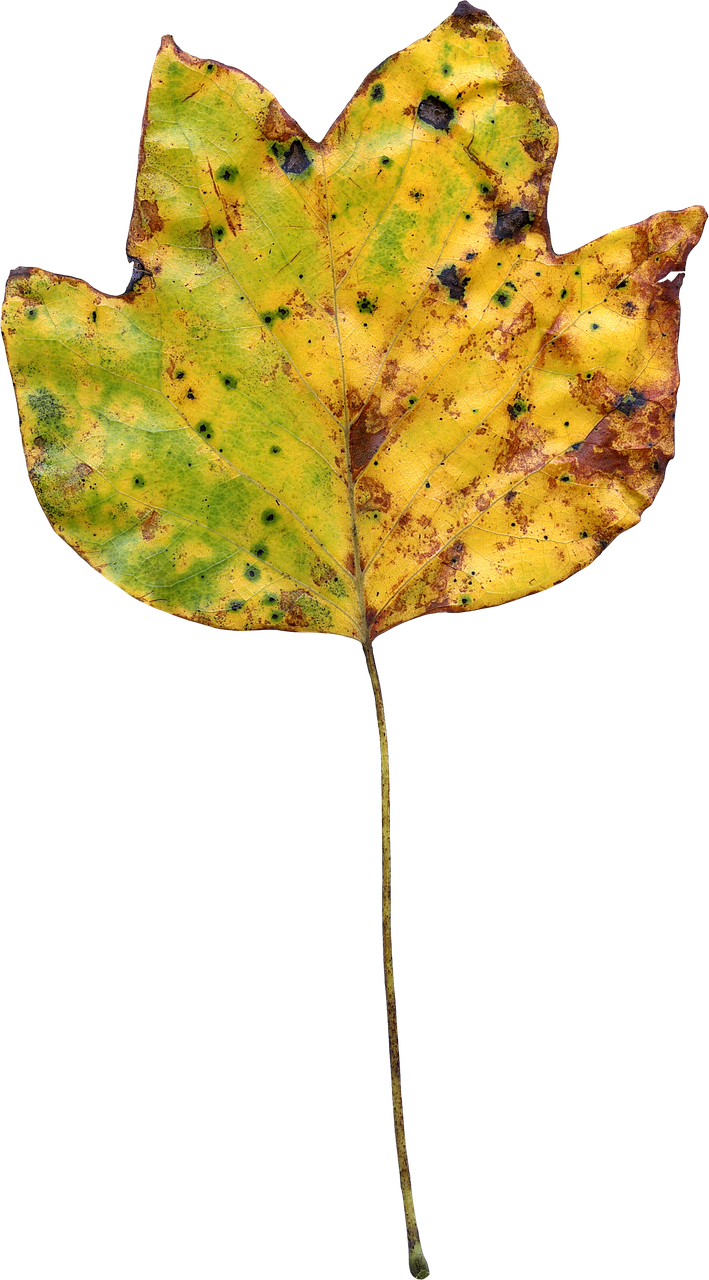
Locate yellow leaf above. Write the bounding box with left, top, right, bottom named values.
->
left=4, top=3, right=704, bottom=645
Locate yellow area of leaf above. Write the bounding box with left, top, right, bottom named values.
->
left=3, top=3, right=705, bottom=641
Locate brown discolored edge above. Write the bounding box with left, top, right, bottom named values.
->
left=7, top=266, right=34, bottom=281
left=450, top=2, right=498, bottom=31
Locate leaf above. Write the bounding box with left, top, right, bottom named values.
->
left=3, top=3, right=704, bottom=645
left=2, top=12, right=701, bottom=1280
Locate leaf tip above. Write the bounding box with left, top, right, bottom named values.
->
left=450, top=1, right=497, bottom=26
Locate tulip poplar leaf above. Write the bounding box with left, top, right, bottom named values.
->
left=3, top=4, right=705, bottom=644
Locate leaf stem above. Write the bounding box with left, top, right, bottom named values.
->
left=363, top=638, right=429, bottom=1280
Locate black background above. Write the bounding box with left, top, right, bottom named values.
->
left=4, top=5, right=701, bottom=1274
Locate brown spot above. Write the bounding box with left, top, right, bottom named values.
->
left=349, top=398, right=389, bottom=477
left=140, top=199, right=163, bottom=235
left=380, top=358, right=401, bottom=390
left=279, top=589, right=309, bottom=629
left=357, top=476, right=392, bottom=514
left=570, top=419, right=634, bottom=480
left=311, top=560, right=339, bottom=588
left=261, top=98, right=302, bottom=144
left=141, top=510, right=159, bottom=541
left=520, top=137, right=545, bottom=163
left=494, top=420, right=547, bottom=475
left=494, top=206, right=533, bottom=241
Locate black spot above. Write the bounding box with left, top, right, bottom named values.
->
left=494, top=290, right=511, bottom=307
left=206, top=63, right=214, bottom=72
left=281, top=139, right=311, bottom=175
left=357, top=296, right=377, bottom=314
left=417, top=95, right=454, bottom=131
left=591, top=323, right=599, bottom=330
left=223, top=375, right=236, bottom=388
left=134, top=475, right=145, bottom=487
left=380, top=156, right=391, bottom=166
left=229, top=600, right=244, bottom=611
left=176, top=371, right=185, bottom=379
left=438, top=265, right=470, bottom=302
left=198, top=422, right=208, bottom=433
left=465, top=251, right=477, bottom=261
left=409, top=397, right=417, bottom=405
left=507, top=398, right=527, bottom=420
left=91, top=310, right=97, bottom=322
left=580, top=531, right=588, bottom=538
left=560, top=288, right=568, bottom=299
left=504, top=280, right=517, bottom=291
left=261, top=508, right=279, bottom=524
left=615, top=279, right=628, bottom=289
left=187, top=389, right=195, bottom=399
left=245, top=563, right=261, bottom=581
left=270, top=445, right=282, bottom=454
left=252, top=542, right=268, bottom=559
left=277, top=306, right=290, bottom=319
left=217, top=164, right=237, bottom=182
left=494, top=207, right=533, bottom=241
left=616, top=387, right=646, bottom=416
left=264, top=314, right=272, bottom=325
left=214, top=227, right=226, bottom=241
left=560, top=474, right=571, bottom=482
left=370, top=82, right=385, bottom=102
left=410, top=189, right=424, bottom=201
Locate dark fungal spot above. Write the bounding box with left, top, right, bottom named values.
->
left=187, top=389, right=195, bottom=399
left=591, top=323, right=599, bottom=330
left=380, top=156, right=390, bottom=166
left=134, top=475, right=145, bottom=488
left=245, top=563, right=261, bottom=581
left=507, top=398, right=527, bottom=420
left=617, top=387, right=646, bottom=416
left=277, top=306, right=290, bottom=319
left=126, top=256, right=151, bottom=292
left=409, top=397, right=416, bottom=405
left=357, top=296, right=377, bottom=314
left=270, top=445, right=281, bottom=454
left=222, top=375, right=236, bottom=388
left=281, top=139, right=311, bottom=175
left=229, top=600, right=244, bottom=611
left=410, top=189, right=424, bottom=201
left=198, top=422, right=209, bottom=433
left=265, top=594, right=278, bottom=605
left=560, top=288, right=568, bottom=299
left=494, top=207, right=533, bottom=241
left=370, top=82, right=384, bottom=102
left=270, top=611, right=283, bottom=622
left=615, top=279, right=628, bottom=289
left=494, top=290, right=511, bottom=307
left=560, top=474, right=571, bottom=482
left=252, top=543, right=269, bottom=559
left=580, top=531, right=588, bottom=538
left=214, top=226, right=225, bottom=241
left=460, top=595, right=471, bottom=605
left=438, top=265, right=470, bottom=302
left=417, top=95, right=454, bottom=131
left=261, top=508, right=279, bottom=524
left=465, top=251, right=476, bottom=260
left=91, top=310, right=97, bottom=322
left=206, top=63, right=214, bottom=72
left=504, top=280, right=517, bottom=290
left=176, top=371, right=185, bottom=380
left=479, top=183, right=491, bottom=195
left=216, top=164, right=237, bottom=182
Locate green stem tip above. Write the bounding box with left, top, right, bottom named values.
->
left=409, top=1242, right=430, bottom=1278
